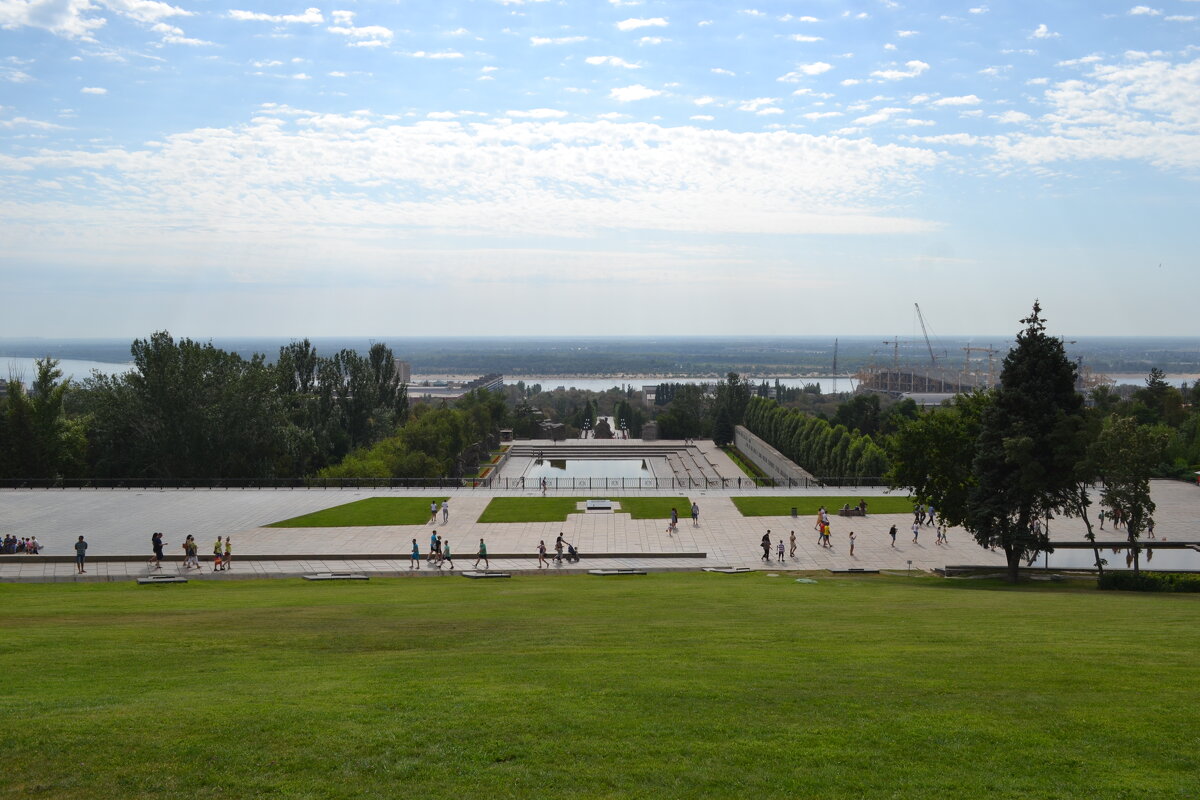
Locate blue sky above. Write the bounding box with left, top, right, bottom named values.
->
left=1, top=0, right=1198, bottom=337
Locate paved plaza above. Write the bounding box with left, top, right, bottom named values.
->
left=2, top=476, right=1197, bottom=582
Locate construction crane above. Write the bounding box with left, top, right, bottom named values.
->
left=914, top=303, right=937, bottom=366
left=881, top=338, right=901, bottom=369
left=831, top=338, right=839, bottom=394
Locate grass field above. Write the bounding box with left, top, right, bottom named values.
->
left=266, top=497, right=445, bottom=527
left=477, top=497, right=587, bottom=522
left=733, top=495, right=914, bottom=517
left=613, top=497, right=694, bottom=520
left=1, top=575, right=1197, bottom=798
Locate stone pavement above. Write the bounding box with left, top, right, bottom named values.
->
left=2, top=480, right=1197, bottom=583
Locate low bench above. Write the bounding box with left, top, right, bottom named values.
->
left=137, top=575, right=187, bottom=585
left=703, top=567, right=752, bottom=574
left=302, top=573, right=369, bottom=581
left=588, top=569, right=647, bottom=576
left=585, top=499, right=614, bottom=512
left=837, top=508, right=867, bottom=517
left=462, top=571, right=511, bottom=579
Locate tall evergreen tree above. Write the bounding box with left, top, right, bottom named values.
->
left=966, top=302, right=1087, bottom=582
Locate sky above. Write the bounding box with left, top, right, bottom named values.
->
left=1, top=0, right=1198, bottom=338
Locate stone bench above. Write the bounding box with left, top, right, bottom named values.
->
left=302, top=573, right=369, bottom=581
left=837, top=508, right=867, bottom=517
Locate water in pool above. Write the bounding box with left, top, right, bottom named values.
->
left=524, top=459, right=655, bottom=481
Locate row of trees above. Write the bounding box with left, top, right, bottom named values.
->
left=2, top=333, right=411, bottom=480
left=742, top=396, right=889, bottom=478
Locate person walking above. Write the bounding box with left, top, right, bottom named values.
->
left=889, top=524, right=897, bottom=548
left=213, top=536, right=224, bottom=572
left=761, top=531, right=772, bottom=561
left=442, top=539, right=453, bottom=569
left=410, top=538, right=421, bottom=570
left=691, top=502, right=700, bottom=527
left=149, top=532, right=166, bottom=569
left=911, top=521, right=920, bottom=543
left=789, top=530, right=797, bottom=558
left=429, top=530, right=439, bottom=563
left=74, top=535, right=88, bottom=574
left=441, top=500, right=449, bottom=525
left=554, top=533, right=566, bottom=563
left=183, top=535, right=200, bottom=570
left=474, top=538, right=489, bottom=570
left=926, top=504, right=936, bottom=527
left=223, top=537, right=232, bottom=570
left=776, top=538, right=785, bottom=562
left=537, top=539, right=549, bottom=568
left=429, top=501, right=438, bottom=525
left=849, top=530, right=856, bottom=558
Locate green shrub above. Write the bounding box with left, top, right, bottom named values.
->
left=1098, top=571, right=1200, bottom=592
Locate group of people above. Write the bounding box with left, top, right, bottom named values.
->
left=537, top=533, right=578, bottom=567
left=664, top=503, right=701, bottom=536
left=2, top=535, right=41, bottom=554
left=814, top=507, right=833, bottom=547
left=158, top=533, right=232, bottom=572
left=410, top=534, right=492, bottom=570
left=429, top=500, right=449, bottom=525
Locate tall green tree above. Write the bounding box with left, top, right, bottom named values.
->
left=0, top=358, right=87, bottom=479
left=1089, top=414, right=1169, bottom=576
left=967, top=302, right=1088, bottom=582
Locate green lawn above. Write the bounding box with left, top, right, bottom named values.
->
left=0, top=575, right=1196, bottom=798
left=615, top=497, right=694, bottom=520
left=266, top=497, right=445, bottom=527
left=477, top=496, right=588, bottom=522
left=733, top=495, right=914, bottom=517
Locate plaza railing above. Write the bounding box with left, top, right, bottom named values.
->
left=0, top=475, right=888, bottom=491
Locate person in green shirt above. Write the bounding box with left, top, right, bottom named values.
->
left=74, top=535, right=87, bottom=574
left=223, top=537, right=232, bottom=571
left=442, top=539, right=453, bottom=570
left=473, top=538, right=488, bottom=570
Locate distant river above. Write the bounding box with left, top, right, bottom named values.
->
left=2, top=357, right=132, bottom=382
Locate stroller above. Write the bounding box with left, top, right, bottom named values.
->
left=565, top=543, right=581, bottom=563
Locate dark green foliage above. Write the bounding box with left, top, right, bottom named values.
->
left=967, top=302, right=1088, bottom=581
left=886, top=390, right=991, bottom=528
left=0, top=358, right=87, bottom=479
left=1098, top=571, right=1200, bottom=592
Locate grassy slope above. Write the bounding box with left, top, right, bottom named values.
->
left=267, top=497, right=446, bottom=527
left=733, top=495, right=913, bottom=517
left=0, top=575, right=1197, bottom=799
left=614, top=497, right=694, bottom=520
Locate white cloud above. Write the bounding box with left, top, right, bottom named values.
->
left=711, top=67, right=736, bottom=76
left=757, top=107, right=784, bottom=116
left=1165, top=15, right=1196, bottom=22
left=777, top=62, right=833, bottom=81
left=969, top=5, right=988, bottom=13
left=1030, top=23, right=1059, bottom=39
left=780, top=14, right=819, bottom=22
left=229, top=7, right=323, bottom=24
left=697, top=19, right=712, bottom=26
left=689, top=114, right=714, bottom=121
left=328, top=19, right=394, bottom=41
left=871, top=60, right=929, bottom=80
left=738, top=97, right=778, bottom=112
left=855, top=106, right=907, bottom=125
left=617, top=17, right=667, bottom=31
left=932, top=94, right=981, bottom=106
left=585, top=56, right=640, bottom=68
left=883, top=43, right=896, bottom=51
left=81, top=86, right=107, bottom=94
left=596, top=112, right=629, bottom=120
left=507, top=108, right=569, bottom=118
left=993, top=110, right=1031, bottom=123
left=905, top=119, right=935, bottom=126
left=896, top=30, right=918, bottom=37
left=995, top=55, right=1200, bottom=169
left=803, top=111, right=842, bottom=119
left=291, top=73, right=310, bottom=80
left=740, top=9, right=765, bottom=17
left=0, top=115, right=942, bottom=271
left=0, top=0, right=192, bottom=40
left=840, top=78, right=861, bottom=86
left=1128, top=6, right=1162, bottom=15
left=609, top=84, right=662, bottom=101
left=694, top=96, right=714, bottom=106
left=427, top=111, right=459, bottom=120
left=530, top=36, right=587, bottom=45
left=402, top=51, right=464, bottom=59
left=789, top=34, right=823, bottom=42
left=638, top=36, right=665, bottom=45
left=1026, top=77, right=1049, bottom=85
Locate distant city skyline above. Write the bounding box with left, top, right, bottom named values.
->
left=2, top=1, right=1198, bottom=337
